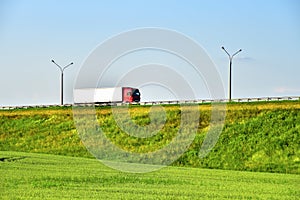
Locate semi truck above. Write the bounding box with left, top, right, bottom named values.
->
left=74, top=87, right=140, bottom=104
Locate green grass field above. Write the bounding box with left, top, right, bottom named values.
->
left=1, top=151, right=299, bottom=199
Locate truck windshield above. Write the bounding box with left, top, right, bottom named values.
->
left=132, top=89, right=140, bottom=96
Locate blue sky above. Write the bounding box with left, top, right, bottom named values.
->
left=0, top=0, right=299, bottom=106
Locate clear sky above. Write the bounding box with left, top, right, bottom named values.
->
left=0, top=0, right=299, bottom=106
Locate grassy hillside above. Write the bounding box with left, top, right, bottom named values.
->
left=1, top=151, right=299, bottom=199
left=0, top=101, right=299, bottom=174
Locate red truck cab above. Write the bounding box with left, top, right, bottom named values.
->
left=122, top=87, right=140, bottom=103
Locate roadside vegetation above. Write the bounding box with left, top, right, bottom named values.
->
left=0, top=101, right=299, bottom=174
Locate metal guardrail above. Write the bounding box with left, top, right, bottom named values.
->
left=0, top=96, right=299, bottom=110
left=139, top=96, right=300, bottom=105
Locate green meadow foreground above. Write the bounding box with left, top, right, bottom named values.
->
left=1, top=151, right=299, bottom=199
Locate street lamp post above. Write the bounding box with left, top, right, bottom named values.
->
left=51, top=60, right=73, bottom=105
left=221, top=47, right=242, bottom=102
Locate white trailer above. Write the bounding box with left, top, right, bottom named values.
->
left=73, top=87, right=140, bottom=104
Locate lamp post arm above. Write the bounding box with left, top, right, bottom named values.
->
left=232, top=49, right=242, bottom=57
left=221, top=46, right=231, bottom=58
left=62, top=62, right=74, bottom=72
left=51, top=60, right=63, bottom=73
